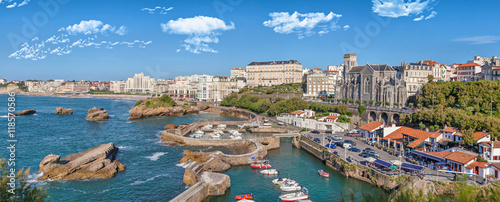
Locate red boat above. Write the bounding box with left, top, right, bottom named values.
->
left=318, top=169, right=330, bottom=178
left=250, top=160, right=271, bottom=169
left=235, top=194, right=253, bottom=200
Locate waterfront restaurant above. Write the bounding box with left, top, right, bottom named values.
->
left=443, top=151, right=478, bottom=172
left=358, top=121, right=384, bottom=141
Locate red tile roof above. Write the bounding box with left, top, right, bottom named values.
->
left=441, top=127, right=458, bottom=133
left=493, top=67, right=500, bottom=70
left=326, top=115, right=338, bottom=120
left=231, top=68, right=245, bottom=70
left=313, top=68, right=322, bottom=71
left=422, top=60, right=440, bottom=66
left=465, top=161, right=490, bottom=169
left=492, top=163, right=500, bottom=170
left=408, top=138, right=426, bottom=148
left=290, top=110, right=304, bottom=115
left=458, top=63, right=481, bottom=68
left=444, top=151, right=477, bottom=165
left=359, top=121, right=383, bottom=132
left=479, top=141, right=500, bottom=148
left=426, top=151, right=452, bottom=158
left=325, top=70, right=338, bottom=73
left=428, top=132, right=443, bottom=138
left=474, top=132, right=489, bottom=141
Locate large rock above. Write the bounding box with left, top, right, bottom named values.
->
left=200, top=172, right=231, bottom=196
left=85, top=107, right=109, bottom=120
left=37, top=143, right=125, bottom=181
left=56, top=107, right=73, bottom=114
left=164, top=123, right=177, bottom=130
left=10, top=109, right=36, bottom=116
left=129, top=104, right=199, bottom=119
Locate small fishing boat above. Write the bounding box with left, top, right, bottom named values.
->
left=228, top=130, right=241, bottom=135
left=202, top=124, right=213, bottom=130
left=318, top=169, right=330, bottom=178
left=217, top=124, right=226, bottom=129
left=279, top=181, right=301, bottom=192
left=210, top=133, right=221, bottom=139
left=235, top=194, right=253, bottom=200
left=230, top=135, right=242, bottom=140
left=279, top=188, right=309, bottom=201
left=260, top=169, right=279, bottom=175
left=251, top=160, right=271, bottom=169
left=272, top=178, right=291, bottom=185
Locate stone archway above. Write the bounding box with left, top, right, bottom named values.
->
left=381, top=112, right=389, bottom=125
left=369, top=111, right=377, bottom=122
left=393, top=114, right=401, bottom=124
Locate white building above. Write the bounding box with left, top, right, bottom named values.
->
left=230, top=68, right=247, bottom=79
left=125, top=73, right=156, bottom=94
left=457, top=63, right=482, bottom=81
left=110, top=81, right=126, bottom=93
left=246, top=60, right=303, bottom=87
left=0, top=78, right=6, bottom=85
left=277, top=113, right=348, bottom=132
left=358, top=121, right=384, bottom=141
left=197, top=75, right=214, bottom=101
left=305, top=71, right=339, bottom=97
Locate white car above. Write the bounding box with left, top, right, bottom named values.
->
left=342, top=143, right=352, bottom=149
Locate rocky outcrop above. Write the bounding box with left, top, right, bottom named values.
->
left=129, top=105, right=200, bottom=119
left=10, top=109, right=36, bottom=116
left=56, top=107, right=73, bottom=114
left=164, top=123, right=177, bottom=130
left=37, top=143, right=125, bottom=181
left=85, top=107, right=109, bottom=120
left=200, top=172, right=231, bottom=196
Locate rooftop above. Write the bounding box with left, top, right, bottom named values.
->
left=474, top=132, right=489, bottom=141
left=444, top=151, right=477, bottom=164
left=441, top=127, right=458, bottom=133
left=465, top=161, right=490, bottom=169
left=458, top=63, right=481, bottom=68
left=247, top=60, right=301, bottom=66
left=358, top=121, right=384, bottom=132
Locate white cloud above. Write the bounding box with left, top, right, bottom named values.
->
left=413, top=15, right=424, bottom=21
left=453, top=36, right=500, bottom=44
left=9, top=21, right=152, bottom=60
left=142, top=6, right=173, bottom=15
left=61, top=20, right=128, bottom=36
left=343, top=25, right=350, bottom=30
left=425, top=11, right=437, bottom=20
left=372, top=0, right=438, bottom=20
left=161, top=16, right=235, bottom=54
left=263, top=11, right=342, bottom=39
left=2, top=0, right=31, bottom=8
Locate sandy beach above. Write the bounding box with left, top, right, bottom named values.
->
left=14, top=92, right=152, bottom=100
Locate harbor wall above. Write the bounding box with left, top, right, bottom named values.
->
left=294, top=136, right=416, bottom=190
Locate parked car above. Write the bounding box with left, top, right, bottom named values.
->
left=363, top=148, right=375, bottom=153
left=332, top=135, right=342, bottom=140
left=325, top=144, right=337, bottom=149
left=277, top=122, right=285, bottom=126
left=367, top=153, right=380, bottom=159
left=367, top=151, right=379, bottom=157
left=343, top=140, right=356, bottom=146
left=334, top=141, right=344, bottom=147
left=342, top=143, right=352, bottom=149
left=311, top=130, right=320, bottom=134
left=411, top=108, right=418, bottom=111
left=313, top=138, right=321, bottom=143
left=349, top=147, right=361, bottom=152
left=326, top=136, right=333, bottom=140
left=359, top=152, right=369, bottom=158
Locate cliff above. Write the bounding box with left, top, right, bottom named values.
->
left=37, top=143, right=125, bottom=181
left=128, top=95, right=200, bottom=119
left=85, top=107, right=109, bottom=120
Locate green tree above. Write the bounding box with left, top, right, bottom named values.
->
left=355, top=100, right=361, bottom=104
left=358, top=105, right=366, bottom=116
left=419, top=123, right=426, bottom=130
left=427, top=74, right=434, bottom=83
left=348, top=99, right=354, bottom=103
left=376, top=101, right=382, bottom=106
left=363, top=100, right=368, bottom=104
left=409, top=103, right=414, bottom=108
left=0, top=157, right=48, bottom=201
left=385, top=102, right=390, bottom=106
left=265, top=88, right=274, bottom=94
left=462, top=128, right=476, bottom=145
left=369, top=100, right=374, bottom=105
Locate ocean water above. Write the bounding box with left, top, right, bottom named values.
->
left=0, top=95, right=383, bottom=201
left=0, top=95, right=240, bottom=201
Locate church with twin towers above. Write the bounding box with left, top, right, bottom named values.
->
left=337, top=54, right=408, bottom=107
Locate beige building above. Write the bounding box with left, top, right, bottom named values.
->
left=125, top=72, right=156, bottom=94
left=210, top=76, right=246, bottom=101
left=305, top=71, right=339, bottom=97
left=230, top=68, right=247, bottom=79
left=400, top=62, right=433, bottom=96
left=246, top=60, right=302, bottom=87
left=110, top=81, right=126, bottom=93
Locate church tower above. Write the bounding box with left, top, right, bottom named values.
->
left=343, top=54, right=357, bottom=80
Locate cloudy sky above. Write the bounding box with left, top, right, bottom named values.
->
left=1, top=0, right=499, bottom=80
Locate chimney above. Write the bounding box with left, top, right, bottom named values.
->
left=425, top=127, right=429, bottom=132
left=483, top=129, right=486, bottom=133
left=444, top=124, right=448, bottom=129
left=392, top=123, right=396, bottom=128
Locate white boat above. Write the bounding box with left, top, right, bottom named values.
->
left=194, top=130, right=204, bottom=135
left=279, top=188, right=309, bottom=201
left=210, top=133, right=221, bottom=139
left=260, top=169, right=279, bottom=175
left=279, top=181, right=301, bottom=192
left=272, top=178, right=290, bottom=185
left=228, top=130, right=241, bottom=135
left=230, top=135, right=242, bottom=140
left=202, top=125, right=213, bottom=130
left=237, top=200, right=255, bottom=202
left=217, top=124, right=226, bottom=129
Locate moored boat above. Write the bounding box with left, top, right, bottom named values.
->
left=235, top=194, right=253, bottom=200
left=318, top=169, right=330, bottom=178
left=251, top=160, right=271, bottom=169
left=260, top=169, right=279, bottom=175
left=279, top=181, right=301, bottom=192
left=279, top=188, right=309, bottom=201
left=272, top=177, right=291, bottom=185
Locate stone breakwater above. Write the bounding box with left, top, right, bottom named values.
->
left=37, top=143, right=125, bottom=181
left=162, top=120, right=280, bottom=202
left=128, top=105, right=203, bottom=119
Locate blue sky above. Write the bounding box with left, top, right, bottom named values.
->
left=1, top=0, right=499, bottom=81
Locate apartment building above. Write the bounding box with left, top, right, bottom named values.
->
left=210, top=76, right=246, bottom=101
left=230, top=68, right=247, bottom=79
left=110, top=81, right=126, bottom=93
left=125, top=73, right=156, bottom=94
left=305, top=71, right=339, bottom=97
left=246, top=60, right=302, bottom=87
left=457, top=63, right=482, bottom=81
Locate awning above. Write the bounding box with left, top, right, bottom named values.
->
left=373, top=159, right=392, bottom=168
left=401, top=163, right=423, bottom=171
left=411, top=150, right=445, bottom=162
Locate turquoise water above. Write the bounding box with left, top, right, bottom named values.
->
left=0, top=95, right=240, bottom=201
left=206, top=138, right=383, bottom=202
left=0, top=95, right=383, bottom=201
